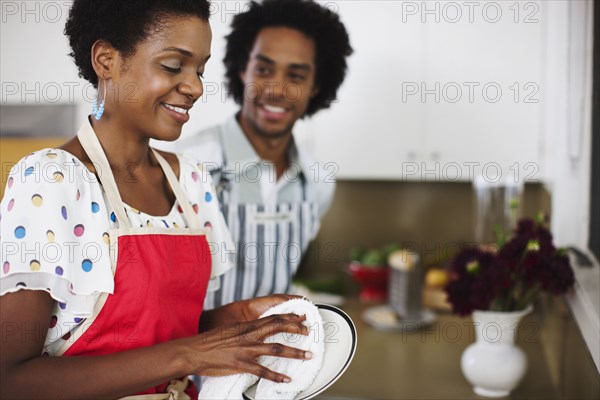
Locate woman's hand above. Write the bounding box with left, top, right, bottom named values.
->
left=187, top=312, right=311, bottom=382
left=199, top=294, right=302, bottom=332
left=239, top=294, right=303, bottom=321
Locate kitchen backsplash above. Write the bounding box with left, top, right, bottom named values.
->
left=297, top=180, right=551, bottom=278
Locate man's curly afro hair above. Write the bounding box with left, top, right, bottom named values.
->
left=64, top=0, right=211, bottom=88
left=224, top=0, right=353, bottom=117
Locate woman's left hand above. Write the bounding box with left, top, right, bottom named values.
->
left=238, top=294, right=302, bottom=321
left=199, top=294, right=302, bottom=332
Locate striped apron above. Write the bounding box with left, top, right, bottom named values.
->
left=203, top=155, right=320, bottom=309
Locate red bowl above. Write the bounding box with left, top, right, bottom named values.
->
left=348, top=262, right=390, bottom=302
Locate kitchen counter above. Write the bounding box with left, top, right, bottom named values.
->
left=319, top=299, right=558, bottom=399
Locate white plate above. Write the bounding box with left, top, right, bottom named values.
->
left=362, top=304, right=436, bottom=332
left=243, top=304, right=357, bottom=400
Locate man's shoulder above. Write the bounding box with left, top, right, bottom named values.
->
left=293, top=141, right=322, bottom=177
left=293, top=142, right=336, bottom=202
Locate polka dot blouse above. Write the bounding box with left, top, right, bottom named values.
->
left=0, top=148, right=234, bottom=355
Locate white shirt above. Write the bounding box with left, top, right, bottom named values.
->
left=0, top=147, right=232, bottom=354
left=155, top=115, right=336, bottom=219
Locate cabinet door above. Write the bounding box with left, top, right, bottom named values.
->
left=309, top=1, right=426, bottom=180
left=421, top=1, right=544, bottom=183
left=308, top=1, right=544, bottom=182
left=1, top=3, right=86, bottom=104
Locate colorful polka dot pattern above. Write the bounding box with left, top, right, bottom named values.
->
left=32, top=194, right=43, bottom=207
left=81, top=259, right=93, bottom=272
left=14, top=226, right=26, bottom=239
left=74, top=224, right=85, bottom=237
left=1, top=148, right=226, bottom=356
left=30, top=260, right=41, bottom=271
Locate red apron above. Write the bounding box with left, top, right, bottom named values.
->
left=54, top=121, right=211, bottom=399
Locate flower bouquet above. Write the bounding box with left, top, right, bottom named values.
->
left=446, top=216, right=575, bottom=315
left=445, top=216, right=575, bottom=397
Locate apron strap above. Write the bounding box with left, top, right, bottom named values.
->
left=76, top=119, right=130, bottom=228
left=151, top=149, right=199, bottom=229
left=77, top=118, right=200, bottom=230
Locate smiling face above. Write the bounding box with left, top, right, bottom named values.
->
left=239, top=26, right=317, bottom=139
left=103, top=15, right=212, bottom=142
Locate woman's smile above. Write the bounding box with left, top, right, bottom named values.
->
left=161, top=102, right=191, bottom=124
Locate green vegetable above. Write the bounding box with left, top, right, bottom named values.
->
left=382, top=243, right=402, bottom=260
left=362, top=249, right=386, bottom=266
left=349, top=244, right=405, bottom=267
left=349, top=247, right=366, bottom=262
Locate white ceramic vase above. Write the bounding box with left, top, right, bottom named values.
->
left=460, top=305, right=533, bottom=398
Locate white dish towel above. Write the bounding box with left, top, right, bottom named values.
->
left=198, top=299, right=325, bottom=400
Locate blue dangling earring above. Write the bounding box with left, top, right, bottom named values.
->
left=93, top=78, right=106, bottom=120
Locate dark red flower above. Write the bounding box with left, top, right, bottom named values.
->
left=445, top=218, right=574, bottom=314
left=445, top=247, right=495, bottom=315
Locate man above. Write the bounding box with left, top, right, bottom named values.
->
left=174, top=0, right=352, bottom=308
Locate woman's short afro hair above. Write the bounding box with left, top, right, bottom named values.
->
left=64, top=0, right=211, bottom=88
left=224, top=0, right=353, bottom=117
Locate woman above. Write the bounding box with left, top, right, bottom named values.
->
left=0, top=1, right=311, bottom=398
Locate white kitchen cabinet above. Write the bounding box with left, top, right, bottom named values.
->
left=308, top=1, right=426, bottom=181
left=1, top=2, right=81, bottom=99
left=307, top=1, right=546, bottom=182
left=0, top=1, right=90, bottom=125
left=1, top=1, right=549, bottom=183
